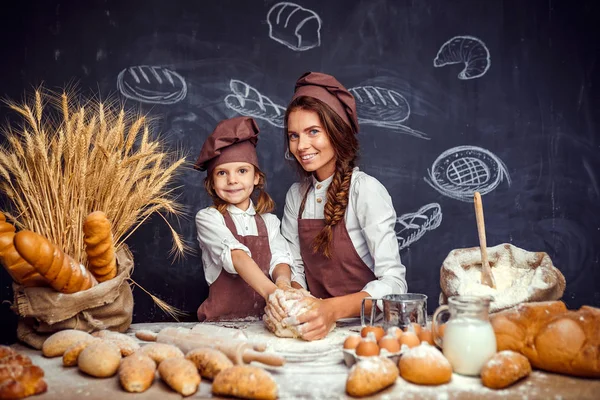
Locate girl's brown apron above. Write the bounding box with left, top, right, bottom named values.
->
left=297, top=186, right=376, bottom=298
left=197, top=212, right=272, bottom=321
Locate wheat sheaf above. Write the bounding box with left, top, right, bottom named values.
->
left=0, top=88, right=190, bottom=319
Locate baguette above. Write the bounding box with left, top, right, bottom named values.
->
left=0, top=214, right=46, bottom=287
left=83, top=211, right=117, bottom=282
left=491, top=301, right=600, bottom=378
left=14, top=230, right=97, bottom=293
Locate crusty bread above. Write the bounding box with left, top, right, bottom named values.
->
left=0, top=345, right=47, bottom=399
left=0, top=214, right=47, bottom=287
left=185, top=348, right=233, bottom=380
left=83, top=211, right=117, bottom=282
left=491, top=301, right=600, bottom=378
left=119, top=354, right=156, bottom=393
left=42, top=330, right=94, bottom=358
left=137, top=343, right=184, bottom=364
left=399, top=342, right=452, bottom=385
left=212, top=365, right=278, bottom=400
left=157, top=357, right=200, bottom=397
left=78, top=341, right=122, bottom=378
left=481, top=350, right=531, bottom=389
left=346, top=356, right=398, bottom=397
left=62, top=338, right=100, bottom=367
left=92, top=330, right=140, bottom=356
left=14, top=230, right=97, bottom=293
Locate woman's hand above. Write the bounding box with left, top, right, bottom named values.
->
left=266, top=279, right=312, bottom=321
left=284, top=298, right=337, bottom=341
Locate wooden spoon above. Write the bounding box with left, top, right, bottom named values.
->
left=473, top=192, right=496, bottom=289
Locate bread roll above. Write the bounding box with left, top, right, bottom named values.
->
left=14, top=230, right=97, bottom=293
left=346, top=356, right=398, bottom=397
left=185, top=348, right=233, bottom=380
left=62, top=338, right=100, bottom=367
left=157, top=357, right=200, bottom=397
left=83, top=211, right=117, bottom=282
left=491, top=301, right=600, bottom=377
left=137, top=343, right=184, bottom=364
left=399, top=342, right=452, bottom=385
left=0, top=364, right=47, bottom=399
left=481, top=350, right=531, bottom=389
left=0, top=214, right=46, bottom=287
left=119, top=354, right=156, bottom=393
left=42, top=330, right=94, bottom=357
left=92, top=330, right=140, bottom=356
left=212, top=365, right=277, bottom=400
left=78, top=341, right=122, bottom=378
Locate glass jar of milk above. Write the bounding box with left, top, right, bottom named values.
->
left=432, top=295, right=496, bottom=376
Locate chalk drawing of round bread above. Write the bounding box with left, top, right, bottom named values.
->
left=224, top=79, right=286, bottom=128
left=349, top=86, right=411, bottom=127
left=117, top=65, right=187, bottom=104
left=425, top=146, right=511, bottom=202
left=434, top=36, right=490, bottom=80
left=396, top=203, right=442, bottom=250
left=267, top=2, right=322, bottom=51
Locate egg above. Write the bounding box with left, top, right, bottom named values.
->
left=378, top=335, right=401, bottom=353
left=387, top=326, right=403, bottom=340
left=343, top=334, right=362, bottom=350
left=399, top=331, right=421, bottom=349
left=355, top=339, right=380, bottom=357
left=361, top=325, right=385, bottom=342
left=403, top=322, right=423, bottom=336
left=418, top=329, right=435, bottom=346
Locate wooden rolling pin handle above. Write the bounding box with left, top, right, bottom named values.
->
left=242, top=349, right=285, bottom=367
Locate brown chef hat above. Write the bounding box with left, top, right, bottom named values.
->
left=194, top=116, right=260, bottom=173
left=291, top=72, right=359, bottom=134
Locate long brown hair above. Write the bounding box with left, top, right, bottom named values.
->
left=204, top=168, right=275, bottom=215
left=285, top=96, right=359, bottom=257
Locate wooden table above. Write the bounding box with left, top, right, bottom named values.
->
left=11, top=320, right=600, bottom=399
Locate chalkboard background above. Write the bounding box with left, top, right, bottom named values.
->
left=1, top=0, right=599, bottom=344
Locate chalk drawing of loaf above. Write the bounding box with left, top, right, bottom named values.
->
left=396, top=203, right=443, bottom=250
left=425, top=145, right=511, bottom=201
left=267, top=2, right=322, bottom=51
left=433, top=36, right=490, bottom=80
left=117, top=65, right=187, bottom=104
left=224, top=79, right=286, bottom=128
left=349, top=85, right=429, bottom=140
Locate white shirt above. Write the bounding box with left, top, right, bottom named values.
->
left=195, top=201, right=294, bottom=285
left=281, top=167, right=408, bottom=299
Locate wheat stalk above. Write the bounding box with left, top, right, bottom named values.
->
left=0, top=88, right=190, bottom=319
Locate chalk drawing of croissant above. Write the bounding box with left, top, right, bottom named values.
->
left=117, top=65, right=187, bottom=104
left=224, top=79, right=286, bottom=128
left=424, top=145, right=511, bottom=202
left=396, top=203, right=443, bottom=250
left=349, top=86, right=429, bottom=140
left=434, top=36, right=491, bottom=80
left=267, top=2, right=322, bottom=51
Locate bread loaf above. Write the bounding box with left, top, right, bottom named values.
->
left=480, top=350, right=531, bottom=389
left=42, top=330, right=94, bottom=357
left=212, top=365, right=277, bottom=400
left=185, top=348, right=233, bottom=380
left=491, top=301, right=600, bottom=378
left=346, top=356, right=398, bottom=397
left=14, top=230, right=97, bottom=293
left=119, top=354, right=156, bottom=393
left=399, top=342, right=452, bottom=385
left=62, top=338, right=100, bottom=367
left=83, top=211, right=117, bottom=282
left=0, top=346, right=47, bottom=399
left=78, top=341, right=122, bottom=378
left=157, top=358, right=200, bottom=397
left=137, top=343, right=184, bottom=364
left=0, top=214, right=46, bottom=287
left=92, top=330, right=140, bottom=356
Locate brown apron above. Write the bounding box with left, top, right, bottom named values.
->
left=298, top=185, right=376, bottom=299
left=197, top=211, right=272, bottom=321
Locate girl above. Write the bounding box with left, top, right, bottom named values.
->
left=194, top=116, right=296, bottom=321
left=267, top=72, right=408, bottom=340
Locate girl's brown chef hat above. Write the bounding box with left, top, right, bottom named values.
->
left=291, top=72, right=359, bottom=134
left=194, top=116, right=260, bottom=174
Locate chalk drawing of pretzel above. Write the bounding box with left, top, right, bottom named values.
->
left=224, top=79, right=286, bottom=128
left=434, top=36, right=491, bottom=80
left=396, top=203, right=443, bottom=250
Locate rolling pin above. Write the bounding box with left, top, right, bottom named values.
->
left=139, top=327, right=285, bottom=367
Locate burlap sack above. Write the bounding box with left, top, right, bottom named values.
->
left=439, top=243, right=566, bottom=313
left=12, top=246, right=134, bottom=349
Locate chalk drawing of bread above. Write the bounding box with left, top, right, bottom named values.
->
left=433, top=36, right=490, bottom=80
left=396, top=203, right=442, bottom=250
left=350, top=86, right=411, bottom=125
left=117, top=65, right=187, bottom=104
left=424, top=145, right=511, bottom=202
left=267, top=2, right=322, bottom=51
left=224, top=79, right=286, bottom=128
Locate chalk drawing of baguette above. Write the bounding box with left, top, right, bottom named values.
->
left=224, top=79, right=286, bottom=128
left=349, top=85, right=429, bottom=140
left=117, top=65, right=187, bottom=104
left=396, top=203, right=443, bottom=250
left=267, top=2, right=322, bottom=51
left=434, top=35, right=491, bottom=80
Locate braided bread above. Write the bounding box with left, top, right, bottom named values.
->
left=0, top=345, right=47, bottom=399
left=0, top=214, right=46, bottom=287
left=14, top=230, right=97, bottom=293
left=83, top=211, right=117, bottom=282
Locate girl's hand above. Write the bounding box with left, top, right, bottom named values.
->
left=284, top=298, right=337, bottom=341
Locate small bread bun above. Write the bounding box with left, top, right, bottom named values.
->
left=481, top=350, right=531, bottom=389
left=399, top=342, right=452, bottom=385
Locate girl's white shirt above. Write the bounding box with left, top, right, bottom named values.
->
left=196, top=200, right=294, bottom=285
left=281, top=167, right=408, bottom=299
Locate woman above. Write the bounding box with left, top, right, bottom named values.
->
left=267, top=72, right=407, bottom=340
